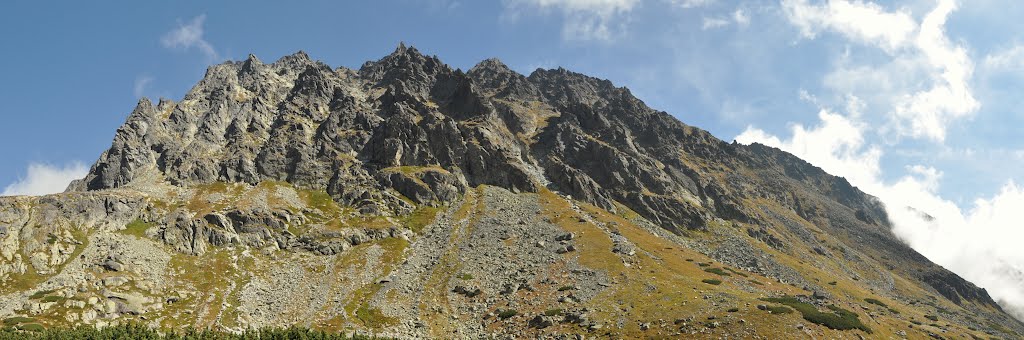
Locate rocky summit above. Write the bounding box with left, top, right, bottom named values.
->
left=0, top=44, right=1021, bottom=339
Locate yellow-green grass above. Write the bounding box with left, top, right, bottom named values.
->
left=403, top=205, right=441, bottom=234
left=419, top=188, right=481, bottom=337
left=538, top=189, right=823, bottom=338
left=2, top=229, right=89, bottom=295
left=342, top=238, right=409, bottom=330
left=121, top=218, right=155, bottom=238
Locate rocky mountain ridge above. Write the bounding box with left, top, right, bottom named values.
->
left=0, top=44, right=1020, bottom=338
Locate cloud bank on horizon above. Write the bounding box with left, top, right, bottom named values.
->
left=505, top=0, right=1024, bottom=319
left=731, top=0, right=1024, bottom=319
left=1, top=163, right=88, bottom=197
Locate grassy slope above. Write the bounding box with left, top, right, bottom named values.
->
left=1, top=181, right=1009, bottom=338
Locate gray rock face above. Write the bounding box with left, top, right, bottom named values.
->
left=70, top=46, right=542, bottom=214
left=63, top=44, right=1010, bottom=324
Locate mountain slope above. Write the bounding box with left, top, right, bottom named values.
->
left=0, top=45, right=1020, bottom=338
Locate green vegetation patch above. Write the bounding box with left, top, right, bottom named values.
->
left=760, top=296, right=872, bottom=333
left=544, top=309, right=563, bottom=316
left=28, top=290, right=54, bottom=300
left=2, top=317, right=34, bottom=326
left=701, top=279, right=722, bottom=285
left=40, top=295, right=64, bottom=303
left=765, top=305, right=793, bottom=314
left=703, top=268, right=731, bottom=276
left=355, top=306, right=398, bottom=329
left=557, top=285, right=575, bottom=292
left=121, top=218, right=156, bottom=238
left=457, top=273, right=473, bottom=280
left=864, top=298, right=888, bottom=307
left=403, top=205, right=441, bottom=234
left=302, top=189, right=339, bottom=215
left=724, top=267, right=749, bottom=277
left=497, top=309, right=518, bottom=319
left=17, top=324, right=44, bottom=332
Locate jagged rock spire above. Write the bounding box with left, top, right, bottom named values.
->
left=54, top=46, right=1023, bottom=334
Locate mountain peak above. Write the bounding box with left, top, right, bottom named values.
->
left=468, top=58, right=508, bottom=76
left=239, top=54, right=264, bottom=74
left=272, top=50, right=313, bottom=70
left=30, top=46, right=1021, bottom=338
left=358, top=43, right=448, bottom=90
left=131, top=97, right=154, bottom=116
left=383, top=42, right=429, bottom=64
left=372, top=42, right=426, bottom=65
left=467, top=58, right=542, bottom=101
left=244, top=53, right=264, bottom=65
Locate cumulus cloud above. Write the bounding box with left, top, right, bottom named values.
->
left=738, top=0, right=1024, bottom=319
left=161, top=14, right=218, bottom=60
left=783, top=0, right=977, bottom=142
left=502, top=0, right=639, bottom=41
left=737, top=104, right=1024, bottom=321
left=737, top=104, right=882, bottom=188
left=892, top=0, right=977, bottom=141
left=782, top=0, right=916, bottom=51
left=2, top=162, right=89, bottom=197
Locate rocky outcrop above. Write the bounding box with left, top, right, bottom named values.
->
left=70, top=45, right=541, bottom=210
left=55, top=44, right=1013, bottom=327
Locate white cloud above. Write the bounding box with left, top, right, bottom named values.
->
left=502, top=0, right=639, bottom=41
left=161, top=14, right=218, bottom=60
left=736, top=104, right=881, bottom=187
left=736, top=106, right=1024, bottom=321
left=669, top=0, right=716, bottom=9
left=2, top=162, right=89, bottom=197
left=880, top=175, right=1024, bottom=322
left=983, top=43, right=1024, bottom=72
left=732, top=8, right=750, bottom=26
left=701, top=17, right=731, bottom=29
left=133, top=75, right=153, bottom=98
left=782, top=0, right=916, bottom=52
left=785, top=0, right=977, bottom=142
left=737, top=0, right=1022, bottom=320
left=701, top=8, right=750, bottom=30
left=890, top=0, right=977, bottom=142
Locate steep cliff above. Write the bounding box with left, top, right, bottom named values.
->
left=0, top=45, right=1018, bottom=338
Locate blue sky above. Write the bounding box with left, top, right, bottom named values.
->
left=2, top=0, right=1024, bottom=318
